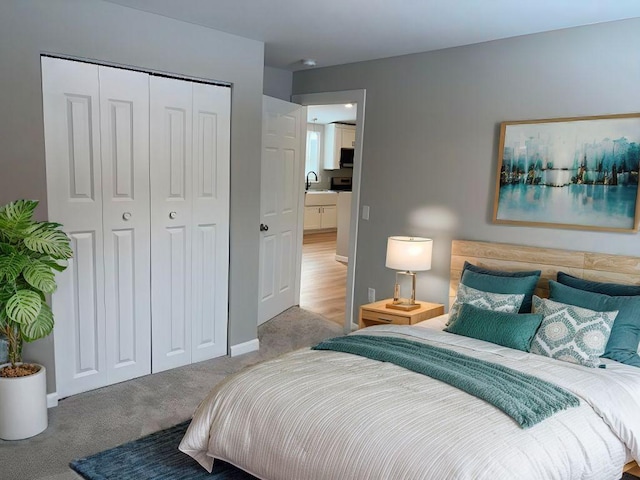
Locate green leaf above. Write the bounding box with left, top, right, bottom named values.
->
left=0, top=200, right=38, bottom=241
left=21, top=302, right=54, bottom=342
left=0, top=307, right=8, bottom=328
left=0, top=242, right=17, bottom=255
left=40, top=258, right=68, bottom=273
left=24, top=223, right=73, bottom=259
left=0, top=253, right=29, bottom=282
left=5, top=290, right=42, bottom=325
left=23, top=261, right=58, bottom=294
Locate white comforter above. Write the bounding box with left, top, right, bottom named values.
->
left=179, top=323, right=640, bottom=480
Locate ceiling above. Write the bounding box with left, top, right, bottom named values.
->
left=307, top=104, right=357, bottom=124
left=104, top=0, right=640, bottom=71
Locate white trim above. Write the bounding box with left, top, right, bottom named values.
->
left=351, top=322, right=359, bottom=332
left=47, top=392, right=58, bottom=409
left=230, top=338, right=260, bottom=357
left=334, top=254, right=348, bottom=263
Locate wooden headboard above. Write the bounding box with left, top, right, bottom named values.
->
left=449, top=240, right=640, bottom=307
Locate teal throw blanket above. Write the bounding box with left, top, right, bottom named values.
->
left=312, top=335, right=579, bottom=428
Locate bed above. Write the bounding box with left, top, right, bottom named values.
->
left=180, top=240, right=640, bottom=479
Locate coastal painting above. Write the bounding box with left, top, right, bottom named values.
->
left=493, top=113, right=640, bottom=232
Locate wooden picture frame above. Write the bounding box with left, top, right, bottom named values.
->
left=493, top=113, right=640, bottom=232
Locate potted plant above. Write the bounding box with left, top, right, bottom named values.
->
left=0, top=199, right=72, bottom=440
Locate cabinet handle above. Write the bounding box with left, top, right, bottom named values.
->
left=377, top=317, right=393, bottom=323
left=122, top=212, right=132, bottom=221
left=169, top=211, right=177, bottom=219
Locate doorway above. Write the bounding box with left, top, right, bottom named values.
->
left=299, top=103, right=356, bottom=326
left=292, top=90, right=366, bottom=333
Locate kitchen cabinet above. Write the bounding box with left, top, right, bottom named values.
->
left=304, top=191, right=338, bottom=231
left=323, top=123, right=356, bottom=170
left=304, top=205, right=337, bottom=230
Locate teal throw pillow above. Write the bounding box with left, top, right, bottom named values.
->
left=447, top=283, right=524, bottom=326
left=445, top=303, right=543, bottom=352
left=461, top=262, right=541, bottom=313
left=549, top=281, right=640, bottom=367
left=531, top=296, right=617, bottom=368
left=557, top=272, right=640, bottom=297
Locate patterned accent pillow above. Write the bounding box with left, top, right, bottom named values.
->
left=447, top=283, right=525, bottom=326
left=531, top=296, right=618, bottom=368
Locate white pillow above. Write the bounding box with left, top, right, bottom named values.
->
left=447, top=283, right=525, bottom=326
left=531, top=296, right=618, bottom=368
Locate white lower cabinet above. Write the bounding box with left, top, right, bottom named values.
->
left=304, top=205, right=337, bottom=230
left=304, top=191, right=338, bottom=231
left=42, top=57, right=230, bottom=398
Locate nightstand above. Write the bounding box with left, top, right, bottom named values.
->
left=359, top=299, right=445, bottom=329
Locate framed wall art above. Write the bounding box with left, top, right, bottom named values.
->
left=493, top=113, right=640, bottom=232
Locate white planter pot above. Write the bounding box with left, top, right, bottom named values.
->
left=0, top=363, right=48, bottom=440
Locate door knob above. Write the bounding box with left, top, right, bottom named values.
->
left=169, top=211, right=177, bottom=219
left=122, top=212, right=132, bottom=221
left=260, top=223, right=269, bottom=232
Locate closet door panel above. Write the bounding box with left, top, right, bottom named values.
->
left=99, top=66, right=151, bottom=383
left=191, top=83, right=230, bottom=362
left=150, top=76, right=193, bottom=373
left=42, top=57, right=107, bottom=397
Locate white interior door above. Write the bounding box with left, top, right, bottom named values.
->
left=99, top=66, right=152, bottom=384
left=258, top=96, right=306, bottom=324
left=42, top=57, right=107, bottom=397
left=150, top=76, right=194, bottom=373
left=190, top=82, right=230, bottom=363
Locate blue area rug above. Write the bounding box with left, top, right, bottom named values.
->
left=70, top=421, right=258, bottom=479
left=70, top=420, right=639, bottom=480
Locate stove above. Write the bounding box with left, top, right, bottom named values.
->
left=330, top=176, right=352, bottom=191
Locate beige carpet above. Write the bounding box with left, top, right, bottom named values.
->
left=0, top=307, right=343, bottom=480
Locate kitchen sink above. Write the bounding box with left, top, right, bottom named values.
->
left=304, top=190, right=338, bottom=206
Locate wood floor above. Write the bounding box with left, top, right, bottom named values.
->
left=300, top=231, right=347, bottom=326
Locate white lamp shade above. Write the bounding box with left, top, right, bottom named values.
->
left=385, top=236, right=433, bottom=271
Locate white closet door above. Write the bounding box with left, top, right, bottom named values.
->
left=190, top=83, right=230, bottom=362
left=150, top=76, right=194, bottom=372
left=99, top=66, right=152, bottom=384
left=42, top=57, right=107, bottom=397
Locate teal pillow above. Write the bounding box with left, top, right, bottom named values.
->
left=461, top=262, right=541, bottom=313
left=445, top=303, right=543, bottom=352
left=549, top=280, right=640, bottom=367
left=557, top=272, right=640, bottom=297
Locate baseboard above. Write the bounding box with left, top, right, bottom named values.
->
left=47, top=392, right=58, bottom=409
left=334, top=254, right=349, bottom=263
left=351, top=322, right=359, bottom=331
left=230, top=338, right=260, bottom=357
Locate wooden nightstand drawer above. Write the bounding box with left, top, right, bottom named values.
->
left=359, top=299, right=445, bottom=329
left=360, top=310, right=410, bottom=325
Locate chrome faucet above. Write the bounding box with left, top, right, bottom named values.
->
left=305, top=171, right=318, bottom=191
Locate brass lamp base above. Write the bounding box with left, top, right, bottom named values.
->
left=386, top=301, right=421, bottom=311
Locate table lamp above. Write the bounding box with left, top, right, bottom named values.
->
left=385, top=236, right=433, bottom=311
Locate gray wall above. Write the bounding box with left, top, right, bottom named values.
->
left=0, top=0, right=264, bottom=393
left=264, top=66, right=293, bottom=101
left=293, top=19, right=640, bottom=320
